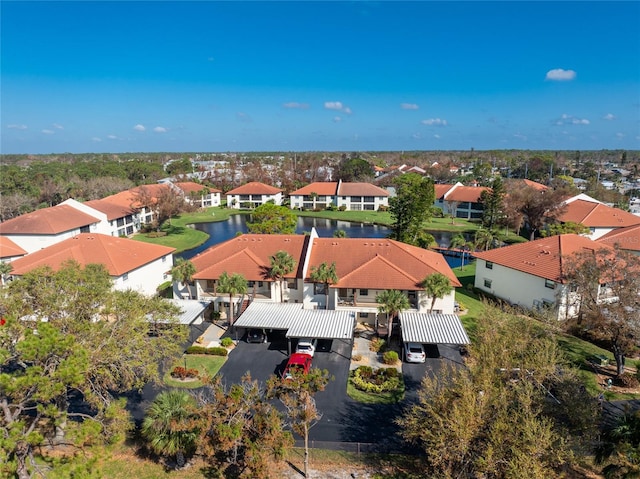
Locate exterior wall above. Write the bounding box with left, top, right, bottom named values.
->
left=112, top=253, right=173, bottom=295
left=586, top=227, right=615, bottom=240
left=5, top=229, right=87, bottom=254
left=61, top=199, right=111, bottom=234
left=291, top=194, right=336, bottom=210
left=336, top=195, right=388, bottom=211
left=417, top=290, right=456, bottom=314
left=226, top=192, right=282, bottom=209
left=436, top=199, right=483, bottom=220
left=187, top=192, right=221, bottom=208
left=473, top=258, right=564, bottom=319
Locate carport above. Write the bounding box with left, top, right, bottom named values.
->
left=234, top=302, right=356, bottom=354
left=399, top=312, right=470, bottom=345
left=165, top=299, right=213, bottom=342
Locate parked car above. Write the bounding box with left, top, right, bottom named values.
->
left=404, top=342, right=426, bottom=363
left=295, top=338, right=317, bottom=357
left=282, top=353, right=312, bottom=380
left=246, top=328, right=267, bottom=343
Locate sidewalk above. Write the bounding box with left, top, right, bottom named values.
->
left=193, top=322, right=229, bottom=348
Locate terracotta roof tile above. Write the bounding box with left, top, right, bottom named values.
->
left=9, top=233, right=175, bottom=277
left=444, top=185, right=490, bottom=203
left=307, top=238, right=461, bottom=289
left=191, top=234, right=307, bottom=281
left=597, top=224, right=640, bottom=252
left=289, top=182, right=338, bottom=196
left=473, top=234, right=615, bottom=282
left=0, top=204, right=101, bottom=234
left=434, top=184, right=454, bottom=199
left=0, top=236, right=27, bottom=259
left=226, top=182, right=283, bottom=195
left=85, top=191, right=138, bottom=220
left=175, top=182, right=222, bottom=194
left=337, top=182, right=389, bottom=196
left=558, top=200, right=640, bottom=228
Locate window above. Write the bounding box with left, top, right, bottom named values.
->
left=80, top=225, right=90, bottom=233
left=350, top=196, right=362, bottom=202
left=485, top=261, right=493, bottom=269
left=247, top=281, right=255, bottom=287
left=364, top=204, right=375, bottom=210
left=545, top=279, right=556, bottom=289
left=122, top=273, right=129, bottom=282
left=162, top=256, right=167, bottom=263
left=287, top=278, right=297, bottom=289
left=314, top=283, right=327, bottom=295
left=363, top=196, right=374, bottom=202
left=240, top=195, right=250, bottom=201
left=359, top=289, right=368, bottom=296
left=484, top=279, right=492, bottom=288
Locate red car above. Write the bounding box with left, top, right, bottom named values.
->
left=282, top=353, right=312, bottom=380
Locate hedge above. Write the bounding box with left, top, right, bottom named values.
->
left=186, top=345, right=228, bottom=356
left=351, top=366, right=401, bottom=393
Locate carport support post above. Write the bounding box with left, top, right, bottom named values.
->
left=287, top=337, right=291, bottom=356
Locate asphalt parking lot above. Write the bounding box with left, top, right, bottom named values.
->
left=216, top=330, right=464, bottom=449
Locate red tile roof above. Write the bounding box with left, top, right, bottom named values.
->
left=597, top=224, right=640, bottom=252
left=307, top=238, right=461, bottom=290
left=558, top=200, right=640, bottom=228
left=290, top=182, right=338, bottom=196
left=191, top=234, right=307, bottom=281
left=0, top=236, right=27, bottom=259
left=9, top=233, right=175, bottom=277
left=473, top=234, right=615, bottom=282
left=434, top=184, right=454, bottom=199
left=175, top=182, right=221, bottom=194
left=337, top=182, right=389, bottom=197
left=0, top=205, right=101, bottom=235
left=444, top=185, right=490, bottom=203
left=226, top=182, right=283, bottom=195
left=85, top=191, right=138, bottom=221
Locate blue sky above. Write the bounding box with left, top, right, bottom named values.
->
left=2, top=1, right=639, bottom=154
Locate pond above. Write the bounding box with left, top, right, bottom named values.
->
left=179, top=215, right=472, bottom=269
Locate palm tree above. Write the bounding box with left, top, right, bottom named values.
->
left=449, top=234, right=470, bottom=270
left=309, top=262, right=338, bottom=309
left=268, top=250, right=297, bottom=302
left=0, top=262, right=13, bottom=287
left=171, top=258, right=196, bottom=298
left=474, top=228, right=496, bottom=251
left=142, top=390, right=198, bottom=469
left=422, top=273, right=454, bottom=313
left=216, top=272, right=248, bottom=326
left=376, top=289, right=410, bottom=341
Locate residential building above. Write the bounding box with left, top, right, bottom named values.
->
left=434, top=182, right=490, bottom=220
left=187, top=228, right=460, bottom=328
left=225, top=182, right=283, bottom=209
left=473, top=234, right=617, bottom=320
left=174, top=182, right=221, bottom=207
left=558, top=193, right=640, bottom=240
left=289, top=180, right=389, bottom=211
left=0, top=236, right=27, bottom=262
left=597, top=224, right=640, bottom=256
left=8, top=233, right=175, bottom=296
left=0, top=200, right=105, bottom=253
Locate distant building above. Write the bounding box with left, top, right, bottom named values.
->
left=289, top=180, right=389, bottom=211
left=226, top=182, right=283, bottom=209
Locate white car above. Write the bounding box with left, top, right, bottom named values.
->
left=296, top=338, right=317, bottom=357
left=404, top=342, right=426, bottom=363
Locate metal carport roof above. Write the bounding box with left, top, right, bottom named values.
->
left=234, top=302, right=356, bottom=340
left=400, top=312, right=470, bottom=345
left=166, top=299, right=212, bottom=325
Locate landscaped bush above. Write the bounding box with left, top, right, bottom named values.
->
left=351, top=365, right=401, bottom=394
left=171, top=366, right=199, bottom=379
left=352, top=353, right=363, bottom=362
left=338, top=205, right=347, bottom=211
left=383, top=350, right=399, bottom=365
left=369, top=338, right=386, bottom=352
left=377, top=205, right=388, bottom=212
left=220, top=337, right=233, bottom=347
left=186, top=345, right=228, bottom=356
left=615, top=372, right=640, bottom=388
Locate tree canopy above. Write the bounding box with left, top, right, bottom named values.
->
left=247, top=202, right=297, bottom=234
left=0, top=261, right=186, bottom=478
left=389, top=173, right=435, bottom=246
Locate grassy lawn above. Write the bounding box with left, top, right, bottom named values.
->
left=163, top=354, right=227, bottom=389
left=453, top=262, right=483, bottom=339
left=346, top=376, right=405, bottom=404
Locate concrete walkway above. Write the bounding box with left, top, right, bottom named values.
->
left=193, top=322, right=229, bottom=348
left=350, top=328, right=402, bottom=371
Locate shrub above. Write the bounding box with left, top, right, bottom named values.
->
left=377, top=205, right=388, bottom=212
left=352, top=354, right=363, bottom=362
left=382, top=350, right=399, bottom=365
left=171, top=366, right=199, bottom=379
left=220, top=337, right=233, bottom=347
left=338, top=205, right=347, bottom=211
left=186, top=345, right=207, bottom=354
left=370, top=338, right=385, bottom=352
left=186, top=345, right=228, bottom=356
left=351, top=366, right=401, bottom=393
left=615, top=373, right=640, bottom=388
left=382, top=367, right=399, bottom=378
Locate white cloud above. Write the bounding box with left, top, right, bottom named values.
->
left=283, top=102, right=310, bottom=109
left=133, top=124, right=146, bottom=131
left=433, top=134, right=441, bottom=139
left=545, top=68, right=576, bottom=81
left=401, top=103, right=419, bottom=110
left=603, top=113, right=616, bottom=120
left=421, top=118, right=448, bottom=126
left=107, top=135, right=118, bottom=140
left=332, top=116, right=342, bottom=123
left=616, top=132, right=624, bottom=139
left=513, top=133, right=528, bottom=141
left=92, top=137, right=102, bottom=142
left=324, top=101, right=344, bottom=110
left=7, top=124, right=27, bottom=130
left=555, top=114, right=589, bottom=125
left=153, top=126, right=167, bottom=133
left=343, top=107, right=352, bottom=115
left=53, top=123, right=63, bottom=129
left=236, top=112, right=252, bottom=122
left=411, top=132, right=422, bottom=139
left=42, top=129, right=54, bottom=134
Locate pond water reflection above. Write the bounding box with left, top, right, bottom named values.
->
left=179, top=215, right=470, bottom=268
